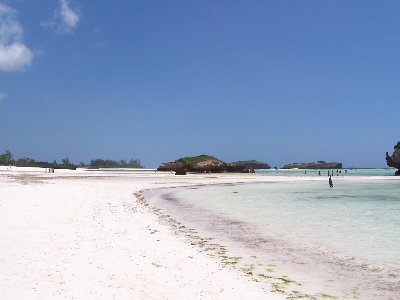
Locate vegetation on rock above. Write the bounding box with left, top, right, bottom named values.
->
left=282, top=161, right=342, bottom=169
left=177, top=155, right=223, bottom=165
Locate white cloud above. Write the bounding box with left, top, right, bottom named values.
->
left=0, top=3, right=33, bottom=72
left=60, top=0, right=79, bottom=30
left=0, top=91, right=7, bottom=101
left=0, top=43, right=33, bottom=71
left=43, top=0, right=80, bottom=34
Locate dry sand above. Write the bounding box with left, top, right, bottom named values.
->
left=0, top=167, right=286, bottom=299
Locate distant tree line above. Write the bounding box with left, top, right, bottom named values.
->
left=88, top=158, right=143, bottom=169
left=0, top=150, right=144, bottom=169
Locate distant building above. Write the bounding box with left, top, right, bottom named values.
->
left=21, top=157, right=35, bottom=163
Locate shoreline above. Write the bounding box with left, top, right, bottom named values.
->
left=138, top=187, right=309, bottom=298
left=142, top=179, right=400, bottom=299
left=0, top=168, right=398, bottom=299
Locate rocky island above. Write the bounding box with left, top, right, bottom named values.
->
left=157, top=155, right=270, bottom=174
left=282, top=161, right=342, bottom=169
left=386, top=142, right=400, bottom=176
left=230, top=160, right=271, bottom=170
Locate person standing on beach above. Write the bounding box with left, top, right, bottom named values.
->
left=329, top=176, right=333, bottom=188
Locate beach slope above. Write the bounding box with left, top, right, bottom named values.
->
left=0, top=170, right=283, bottom=299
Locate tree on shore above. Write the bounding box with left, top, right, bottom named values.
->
left=0, top=150, right=14, bottom=165
left=128, top=159, right=142, bottom=168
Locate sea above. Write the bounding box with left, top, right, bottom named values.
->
left=145, top=168, right=400, bottom=299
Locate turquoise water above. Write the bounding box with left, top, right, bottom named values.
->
left=146, top=177, right=400, bottom=298
left=256, top=168, right=396, bottom=176
left=175, top=180, right=400, bottom=267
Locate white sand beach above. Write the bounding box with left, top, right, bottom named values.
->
left=2, top=167, right=399, bottom=299
left=0, top=167, right=286, bottom=300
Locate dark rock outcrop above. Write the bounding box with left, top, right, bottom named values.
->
left=282, top=161, right=342, bottom=169
left=386, top=142, right=400, bottom=176
left=157, top=160, right=186, bottom=172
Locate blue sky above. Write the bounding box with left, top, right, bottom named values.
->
left=0, top=0, right=399, bottom=168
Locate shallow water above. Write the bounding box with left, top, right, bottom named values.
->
left=256, top=168, right=396, bottom=177
left=146, top=177, right=400, bottom=299
left=176, top=180, right=400, bottom=268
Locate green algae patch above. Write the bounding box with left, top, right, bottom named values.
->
left=321, top=293, right=337, bottom=299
